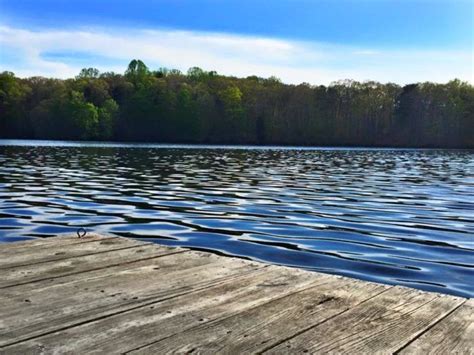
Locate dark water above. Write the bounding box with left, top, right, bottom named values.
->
left=1, top=140, right=473, bottom=298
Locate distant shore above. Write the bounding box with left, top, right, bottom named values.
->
left=1, top=64, right=473, bottom=149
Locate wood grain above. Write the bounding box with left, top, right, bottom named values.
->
left=0, top=252, right=262, bottom=347
left=1, top=266, right=333, bottom=353
left=399, top=298, right=472, bottom=355
left=0, top=235, right=137, bottom=269
left=0, top=234, right=471, bottom=354
left=132, top=276, right=389, bottom=354
left=0, top=240, right=175, bottom=288
left=266, top=287, right=465, bottom=354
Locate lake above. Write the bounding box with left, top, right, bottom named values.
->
left=0, top=140, right=473, bottom=297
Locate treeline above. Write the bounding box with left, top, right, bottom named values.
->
left=1, top=60, right=473, bottom=147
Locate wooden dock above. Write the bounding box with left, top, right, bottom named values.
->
left=0, top=234, right=472, bottom=354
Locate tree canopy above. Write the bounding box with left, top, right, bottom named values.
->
left=0, top=61, right=472, bottom=147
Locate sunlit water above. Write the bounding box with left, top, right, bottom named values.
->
left=1, top=140, right=473, bottom=297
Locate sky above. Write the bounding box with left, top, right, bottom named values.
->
left=0, top=0, right=472, bottom=85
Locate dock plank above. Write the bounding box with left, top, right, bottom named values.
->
left=0, top=233, right=111, bottom=252
left=0, top=234, right=471, bottom=354
left=0, top=249, right=189, bottom=296
left=0, top=235, right=138, bottom=269
left=131, top=276, right=389, bottom=354
left=0, top=240, right=175, bottom=288
left=0, top=266, right=335, bottom=354
left=266, top=287, right=465, bottom=354
left=0, top=252, right=263, bottom=347
left=399, top=298, right=473, bottom=354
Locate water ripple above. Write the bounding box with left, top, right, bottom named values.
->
left=0, top=141, right=473, bottom=297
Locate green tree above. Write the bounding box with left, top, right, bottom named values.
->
left=76, top=68, right=100, bottom=79
left=217, top=85, right=245, bottom=141
left=219, top=85, right=244, bottom=119
left=98, top=98, right=119, bottom=140
left=0, top=71, right=31, bottom=137
left=66, top=91, right=99, bottom=139
left=125, top=59, right=150, bottom=85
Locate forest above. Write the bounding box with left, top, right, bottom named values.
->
left=1, top=60, right=473, bottom=147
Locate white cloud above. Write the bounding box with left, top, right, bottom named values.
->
left=0, top=25, right=472, bottom=85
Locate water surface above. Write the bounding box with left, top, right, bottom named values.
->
left=1, top=140, right=473, bottom=297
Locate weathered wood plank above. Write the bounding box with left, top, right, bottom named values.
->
left=0, top=235, right=139, bottom=269
left=0, top=240, right=177, bottom=288
left=0, top=235, right=470, bottom=354
left=399, top=298, right=473, bottom=354
left=0, top=251, right=263, bottom=347
left=132, top=276, right=389, bottom=354
left=0, top=266, right=335, bottom=354
left=0, top=249, right=187, bottom=296
left=266, top=287, right=465, bottom=354
left=0, top=233, right=111, bottom=252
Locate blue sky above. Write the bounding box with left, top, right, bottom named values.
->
left=0, top=0, right=472, bottom=84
